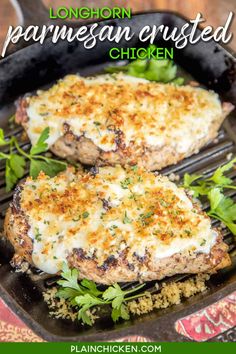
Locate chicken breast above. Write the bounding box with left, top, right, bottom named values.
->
left=15, top=74, right=234, bottom=171
left=4, top=165, right=231, bottom=284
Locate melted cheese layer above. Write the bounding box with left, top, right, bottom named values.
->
left=20, top=166, right=218, bottom=274
left=26, top=73, right=223, bottom=153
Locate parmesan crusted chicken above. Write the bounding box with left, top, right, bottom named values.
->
left=15, top=74, right=234, bottom=171
left=4, top=166, right=231, bottom=284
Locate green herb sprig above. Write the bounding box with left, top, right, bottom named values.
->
left=56, top=262, right=146, bottom=326
left=106, top=44, right=184, bottom=85
left=0, top=127, right=67, bottom=191
left=183, top=157, right=236, bottom=235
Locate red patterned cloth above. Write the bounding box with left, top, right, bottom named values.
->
left=175, top=291, right=236, bottom=341
left=0, top=293, right=236, bottom=342
left=0, top=298, right=42, bottom=342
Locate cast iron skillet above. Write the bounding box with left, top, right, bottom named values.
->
left=0, top=0, right=236, bottom=342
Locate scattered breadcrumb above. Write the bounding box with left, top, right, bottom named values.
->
left=168, top=173, right=180, bottom=182
left=43, top=287, right=98, bottom=324
left=43, top=274, right=209, bottom=323
left=43, top=287, right=78, bottom=322
left=45, top=152, right=53, bottom=158
left=226, top=153, right=233, bottom=161
left=128, top=274, right=210, bottom=316
left=189, top=81, right=200, bottom=87
left=220, top=222, right=227, bottom=229
left=20, top=131, right=28, bottom=142
left=14, top=261, right=29, bottom=273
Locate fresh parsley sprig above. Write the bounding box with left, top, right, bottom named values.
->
left=0, top=127, right=67, bottom=191
left=56, top=262, right=146, bottom=326
left=183, top=157, right=236, bottom=235
left=106, top=44, right=184, bottom=85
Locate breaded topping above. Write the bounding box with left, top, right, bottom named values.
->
left=26, top=73, right=223, bottom=153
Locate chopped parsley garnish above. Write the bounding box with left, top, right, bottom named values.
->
left=123, top=211, right=132, bottom=224
left=72, top=216, right=81, bottom=222
left=131, top=165, right=138, bottom=172
left=93, top=121, right=101, bottom=136
left=82, top=211, right=89, bottom=219
left=142, top=211, right=154, bottom=219
left=109, top=225, right=118, bottom=230
left=109, top=225, right=118, bottom=236
left=139, top=211, right=154, bottom=225
left=35, top=227, right=42, bottom=242
left=200, top=239, right=206, bottom=246
left=137, top=176, right=143, bottom=183
left=159, top=199, right=169, bottom=207
left=129, top=191, right=140, bottom=201
left=120, top=177, right=132, bottom=189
